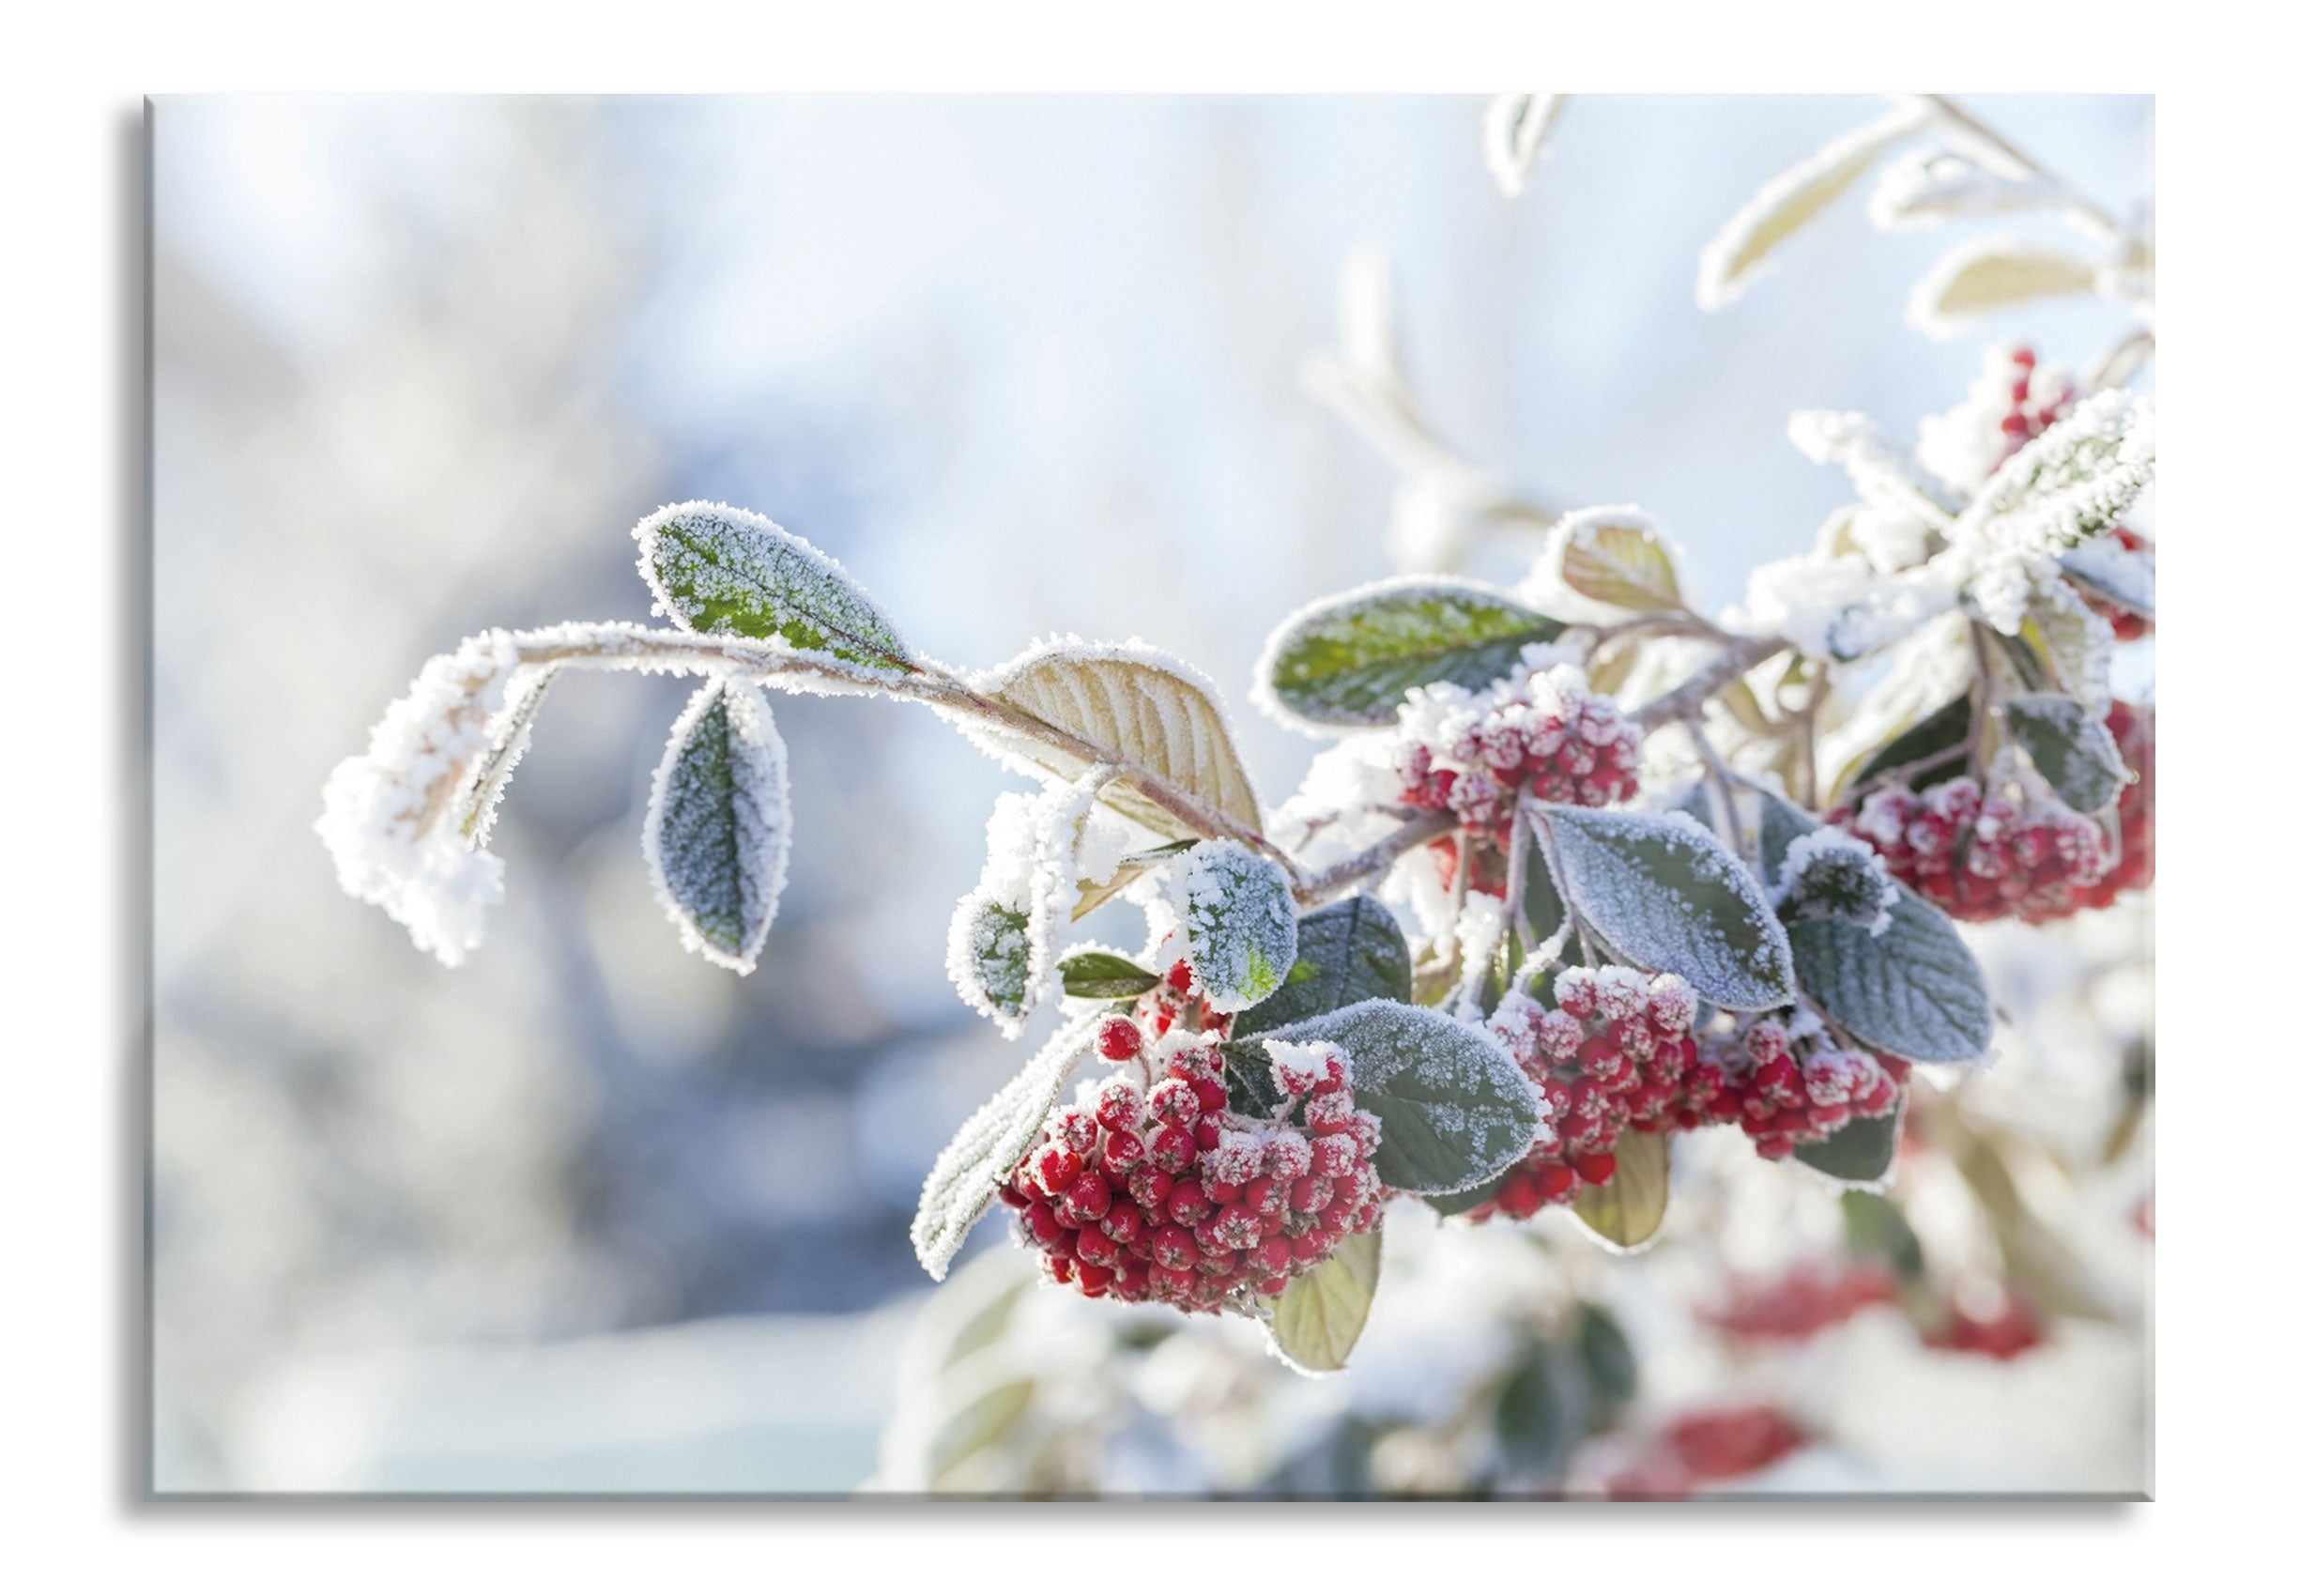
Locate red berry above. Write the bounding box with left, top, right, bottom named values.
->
left=1096, top=1016, right=1143, bottom=1062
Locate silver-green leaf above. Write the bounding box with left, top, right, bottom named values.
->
left=634, top=499, right=913, bottom=671
left=642, top=679, right=791, bottom=974
left=1252, top=575, right=1565, bottom=730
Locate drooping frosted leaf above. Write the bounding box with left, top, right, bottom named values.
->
left=1234, top=894, right=1412, bottom=1037
left=642, top=679, right=792, bottom=974
left=1532, top=806, right=1795, bottom=1011
left=1253, top=575, right=1565, bottom=730
left=1254, top=1000, right=1548, bottom=1195
left=2059, top=534, right=2154, bottom=621
left=1758, top=793, right=1993, bottom=1064
left=1482, top=93, right=1567, bottom=198
left=1795, top=1095, right=1907, bottom=1190
left=633, top=499, right=913, bottom=672
left=1907, top=237, right=2100, bottom=338
left=454, top=665, right=559, bottom=847
left=1866, top=147, right=2053, bottom=231
left=963, top=638, right=1264, bottom=841
left=1056, top=948, right=1161, bottom=1000
left=1265, top=1228, right=1382, bottom=1374
left=911, top=1018, right=1097, bottom=1281
left=950, top=898, right=1034, bottom=1025
left=2003, top=693, right=2129, bottom=814
left=1552, top=506, right=1686, bottom=611
left=1695, top=100, right=1930, bottom=310
left=1571, top=1128, right=1669, bottom=1252
left=1173, top=839, right=1298, bottom=1012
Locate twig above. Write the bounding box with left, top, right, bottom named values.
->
left=1295, top=809, right=1456, bottom=907
left=1629, top=635, right=1793, bottom=729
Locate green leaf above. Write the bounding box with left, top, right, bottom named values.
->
left=1571, top=1128, right=1669, bottom=1251
left=1418, top=1170, right=1508, bottom=1219
left=1234, top=895, right=1412, bottom=1037
left=1254, top=576, right=1565, bottom=729
left=1841, top=1190, right=1925, bottom=1281
left=911, top=1019, right=1097, bottom=1281
left=1573, top=1305, right=1638, bottom=1417
left=2003, top=692, right=2128, bottom=814
left=634, top=500, right=912, bottom=671
left=1533, top=805, right=1795, bottom=1011
left=1758, top=794, right=1994, bottom=1065
left=1794, top=1096, right=1906, bottom=1189
left=1252, top=1000, right=1547, bottom=1195
left=1515, top=821, right=1570, bottom=947
left=641, top=680, right=791, bottom=974
left=1265, top=1229, right=1382, bottom=1374
left=1493, top=1344, right=1569, bottom=1476
left=1055, top=949, right=1161, bottom=1000
left=1174, top=840, right=1298, bottom=1011
left=1846, top=694, right=1972, bottom=795
left=1556, top=510, right=1684, bottom=611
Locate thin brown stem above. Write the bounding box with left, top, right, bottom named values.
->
left=1296, top=809, right=1456, bottom=908
left=1630, top=635, right=1793, bottom=729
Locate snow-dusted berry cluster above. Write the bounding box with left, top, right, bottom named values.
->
left=2071, top=699, right=2154, bottom=910
left=1918, top=344, right=2078, bottom=495
left=1394, top=662, right=1643, bottom=836
left=1469, top=966, right=1697, bottom=1221
left=1133, top=959, right=1233, bottom=1042
left=1681, top=1016, right=1906, bottom=1161
left=998, top=1020, right=1383, bottom=1311
left=1836, top=775, right=2108, bottom=925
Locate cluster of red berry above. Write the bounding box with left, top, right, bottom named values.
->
left=1991, top=345, right=2075, bottom=459
left=999, top=1017, right=1383, bottom=1311
left=1835, top=775, right=2109, bottom=925
left=1466, top=967, right=1698, bottom=1222
left=1679, top=1018, right=1907, bottom=1162
left=2070, top=699, right=2154, bottom=911
left=1395, top=666, right=1643, bottom=837
left=1134, top=959, right=1232, bottom=1041
left=1600, top=1404, right=1809, bottom=1497
left=1923, top=1296, right=2044, bottom=1361
left=1699, top=1260, right=1901, bottom=1343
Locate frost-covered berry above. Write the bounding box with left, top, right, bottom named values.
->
left=2069, top=699, right=2154, bottom=911
left=999, top=1026, right=1388, bottom=1314
left=1681, top=1017, right=1907, bottom=1156
left=1394, top=663, right=1643, bottom=845
left=1096, top=1016, right=1143, bottom=1063
left=1837, top=775, right=2108, bottom=925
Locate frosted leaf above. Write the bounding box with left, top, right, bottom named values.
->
left=1482, top=93, right=1566, bottom=198
left=642, top=678, right=792, bottom=974
left=453, top=665, right=558, bottom=848
left=314, top=630, right=526, bottom=967
left=1786, top=411, right=1955, bottom=531
left=1264, top=1229, right=1382, bottom=1375
left=1866, top=147, right=2053, bottom=231
left=1252, top=575, right=1566, bottom=731
left=2016, top=576, right=2116, bottom=711
left=1532, top=804, right=1795, bottom=1011
left=633, top=499, right=913, bottom=673
left=1571, top=1128, right=1669, bottom=1253
left=1549, top=506, right=1688, bottom=612
left=1695, top=99, right=1931, bottom=310
left=2059, top=532, right=2155, bottom=621
left=2002, top=693, right=2129, bottom=815
left=1253, top=1000, right=1548, bottom=1194
left=1233, top=894, right=1413, bottom=1038
left=960, top=637, right=1264, bottom=841
left=946, top=770, right=1119, bottom=1035
left=911, top=1017, right=1098, bottom=1281
left=1907, top=236, right=2101, bottom=339
left=1721, top=549, right=1940, bottom=662
left=1170, top=839, right=1298, bottom=1012
left=1775, top=826, right=1900, bottom=937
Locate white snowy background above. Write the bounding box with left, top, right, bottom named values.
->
left=151, top=94, right=2152, bottom=1492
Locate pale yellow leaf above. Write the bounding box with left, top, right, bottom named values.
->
left=1572, top=1129, right=1670, bottom=1252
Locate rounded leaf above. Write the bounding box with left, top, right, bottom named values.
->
left=1265, top=1229, right=1382, bottom=1374
left=1571, top=1128, right=1669, bottom=1252
left=1252, top=575, right=1564, bottom=730
left=1234, top=895, right=1412, bottom=1037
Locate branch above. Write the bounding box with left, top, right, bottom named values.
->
left=1295, top=809, right=1455, bottom=907
left=1920, top=93, right=2127, bottom=248
left=1629, top=634, right=1793, bottom=729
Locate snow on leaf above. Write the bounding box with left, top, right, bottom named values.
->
left=1866, top=147, right=2052, bottom=231
left=2003, top=693, right=2129, bottom=814
left=1786, top=411, right=1955, bottom=531
left=633, top=500, right=914, bottom=672
left=1695, top=100, right=1931, bottom=311
left=1955, top=389, right=2155, bottom=629
left=1253, top=999, right=1548, bottom=1195
left=1234, top=894, right=1413, bottom=1037
left=1533, top=805, right=1796, bottom=1011
left=1757, top=792, right=1993, bottom=1064
left=1173, top=839, right=1299, bottom=1012
left=1265, top=1229, right=1382, bottom=1374
left=2059, top=533, right=2155, bottom=621
left=947, top=771, right=1120, bottom=1035
left=1552, top=506, right=1687, bottom=611
left=642, top=678, right=792, bottom=974
left=962, top=637, right=1264, bottom=841
left=1253, top=575, right=1566, bottom=731
left=315, top=629, right=526, bottom=967
left=1907, top=236, right=2101, bottom=339
left=454, top=664, right=559, bottom=847
left=1483, top=93, right=1566, bottom=198
left=1571, top=1128, right=1669, bottom=1252
left=1774, top=826, right=1900, bottom=936
left=911, top=1018, right=1098, bottom=1281
left=1795, top=1095, right=1907, bottom=1190
left=2017, top=576, right=2117, bottom=710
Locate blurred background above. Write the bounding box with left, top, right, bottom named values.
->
left=151, top=94, right=2152, bottom=1494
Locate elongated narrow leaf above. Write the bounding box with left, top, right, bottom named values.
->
left=642, top=680, right=791, bottom=974
left=455, top=665, right=560, bottom=845
left=1056, top=949, right=1161, bottom=1000
left=2004, top=693, right=2128, bottom=814
left=1572, top=1128, right=1669, bottom=1251
left=1234, top=895, right=1412, bottom=1037
left=634, top=500, right=912, bottom=671
left=1254, top=1000, right=1547, bottom=1195
left=1265, top=1229, right=1382, bottom=1373
left=1554, top=508, right=1684, bottom=611
left=1908, top=237, right=2100, bottom=338
left=1696, top=100, right=1930, bottom=310
left=1758, top=793, right=1993, bottom=1063
left=911, top=1018, right=1097, bottom=1281
left=1174, top=840, right=1298, bottom=1011
left=1794, top=1095, right=1907, bottom=1189
left=1252, top=575, right=1565, bottom=730
left=2018, top=578, right=2116, bottom=710
left=1533, top=806, right=1795, bottom=1011
left=966, top=641, right=1263, bottom=840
